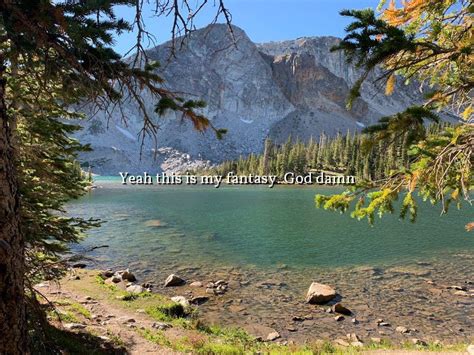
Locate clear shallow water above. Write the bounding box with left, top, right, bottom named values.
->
left=68, top=178, right=474, bottom=342
left=68, top=177, right=474, bottom=270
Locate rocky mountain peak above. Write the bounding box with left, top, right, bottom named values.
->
left=75, top=24, right=420, bottom=174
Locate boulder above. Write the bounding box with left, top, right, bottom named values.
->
left=164, top=274, right=185, bottom=287
left=126, top=284, right=145, bottom=294
left=305, top=282, right=336, bottom=304
left=171, top=296, right=190, bottom=308
left=332, top=303, right=352, bottom=315
left=121, top=269, right=136, bottom=282
left=111, top=274, right=122, bottom=283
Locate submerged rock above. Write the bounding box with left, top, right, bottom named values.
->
left=190, top=296, right=209, bottom=305
left=144, top=219, right=165, bottom=228
left=121, top=269, right=137, bottom=282
left=332, top=303, right=352, bottom=315
left=164, top=274, right=185, bottom=287
left=305, top=282, right=337, bottom=304
left=72, top=263, right=87, bottom=269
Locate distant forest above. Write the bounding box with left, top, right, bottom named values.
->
left=203, top=124, right=449, bottom=181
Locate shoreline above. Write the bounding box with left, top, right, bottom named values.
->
left=35, top=268, right=473, bottom=354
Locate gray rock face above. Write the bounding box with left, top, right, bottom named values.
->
left=75, top=24, right=422, bottom=174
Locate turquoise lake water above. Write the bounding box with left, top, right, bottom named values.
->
left=68, top=177, right=474, bottom=270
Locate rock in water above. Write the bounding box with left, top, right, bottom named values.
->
left=306, top=282, right=336, bottom=304
left=164, top=274, right=185, bottom=287
left=190, top=296, right=209, bottom=305
left=72, top=263, right=87, bottom=269
left=332, top=303, right=352, bottom=315
left=121, top=269, right=137, bottom=282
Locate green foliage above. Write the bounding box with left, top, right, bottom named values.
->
left=5, top=57, right=100, bottom=283
left=146, top=302, right=186, bottom=320
left=204, top=126, right=436, bottom=183
left=318, top=1, right=473, bottom=228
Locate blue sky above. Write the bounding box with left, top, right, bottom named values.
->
left=113, top=0, right=380, bottom=56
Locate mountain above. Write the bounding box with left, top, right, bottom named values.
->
left=75, top=24, right=421, bottom=175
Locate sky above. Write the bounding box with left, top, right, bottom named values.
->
left=113, top=0, right=380, bottom=56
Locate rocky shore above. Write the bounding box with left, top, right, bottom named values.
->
left=71, top=256, right=474, bottom=350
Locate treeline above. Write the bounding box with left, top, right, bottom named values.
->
left=205, top=124, right=449, bottom=181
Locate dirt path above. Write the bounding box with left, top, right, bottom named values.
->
left=37, top=281, right=180, bottom=354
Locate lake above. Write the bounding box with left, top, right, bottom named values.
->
left=68, top=178, right=474, bottom=343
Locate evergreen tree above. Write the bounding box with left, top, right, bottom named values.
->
left=317, top=1, right=472, bottom=227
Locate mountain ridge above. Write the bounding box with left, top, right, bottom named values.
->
left=75, top=24, right=421, bottom=175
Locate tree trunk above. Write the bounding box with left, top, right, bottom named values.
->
left=0, top=59, right=27, bottom=353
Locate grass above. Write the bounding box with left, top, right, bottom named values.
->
left=59, top=270, right=471, bottom=354
left=68, top=302, right=92, bottom=319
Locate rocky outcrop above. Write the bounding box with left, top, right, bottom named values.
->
left=75, top=24, right=424, bottom=174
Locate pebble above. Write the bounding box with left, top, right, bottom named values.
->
left=396, top=326, right=409, bottom=334
left=266, top=331, right=280, bottom=341
left=411, top=338, right=428, bottom=346
left=152, top=322, right=171, bottom=330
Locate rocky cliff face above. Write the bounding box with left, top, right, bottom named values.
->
left=75, top=24, right=420, bottom=174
